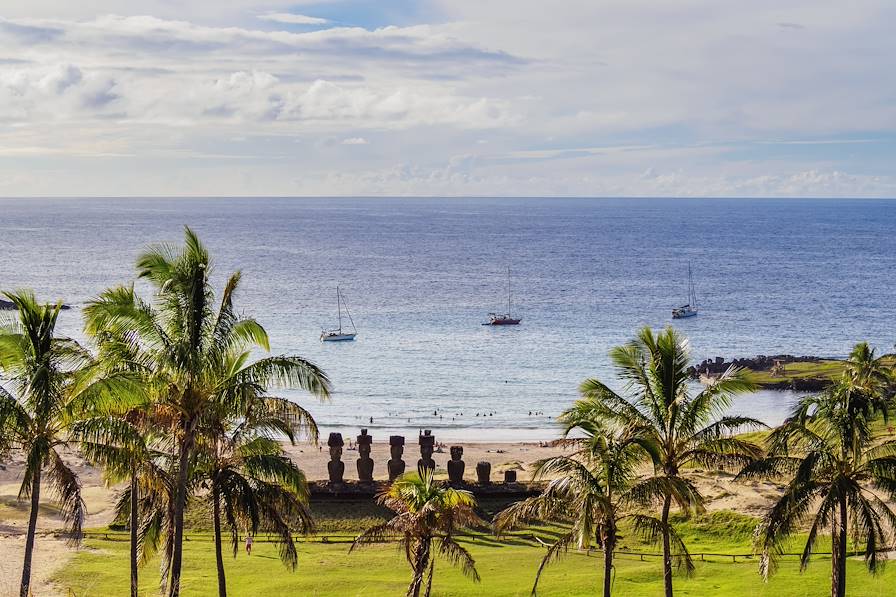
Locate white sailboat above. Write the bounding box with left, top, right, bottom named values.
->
left=321, top=286, right=357, bottom=341
left=672, top=263, right=698, bottom=319
left=483, top=267, right=522, bottom=325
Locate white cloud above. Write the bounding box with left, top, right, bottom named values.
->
left=0, top=1, right=893, bottom=196
left=0, top=63, right=119, bottom=120
left=341, top=137, right=369, bottom=145
left=258, top=13, right=328, bottom=26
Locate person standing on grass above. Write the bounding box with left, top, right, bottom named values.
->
left=245, top=534, right=253, bottom=556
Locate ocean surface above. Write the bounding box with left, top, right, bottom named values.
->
left=2, top=197, right=895, bottom=441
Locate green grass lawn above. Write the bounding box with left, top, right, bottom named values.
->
left=56, top=513, right=896, bottom=597
left=743, top=355, right=896, bottom=387
left=744, top=360, right=845, bottom=386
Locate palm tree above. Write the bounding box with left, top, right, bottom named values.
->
left=0, top=291, right=93, bottom=597
left=494, top=405, right=651, bottom=597
left=75, top=409, right=170, bottom=597
left=77, top=302, right=166, bottom=597
left=576, top=326, right=761, bottom=597
left=740, top=342, right=896, bottom=597
left=82, top=228, right=331, bottom=597
left=196, top=384, right=317, bottom=597
left=352, top=469, right=485, bottom=597
left=836, top=342, right=894, bottom=430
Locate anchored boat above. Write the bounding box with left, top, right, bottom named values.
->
left=672, top=263, right=698, bottom=319
left=321, top=286, right=357, bottom=341
left=483, top=267, right=522, bottom=325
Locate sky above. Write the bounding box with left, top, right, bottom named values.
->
left=0, top=0, right=894, bottom=197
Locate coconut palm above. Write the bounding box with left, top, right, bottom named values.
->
left=494, top=404, right=652, bottom=597
left=75, top=409, right=171, bottom=597
left=126, top=461, right=179, bottom=595
left=576, top=326, right=761, bottom=597
left=352, top=469, right=485, bottom=597
left=76, top=303, right=168, bottom=597
left=196, top=381, right=317, bottom=597
left=82, top=228, right=331, bottom=597
left=0, top=290, right=95, bottom=597
left=836, top=342, right=894, bottom=435
left=740, top=343, right=896, bottom=597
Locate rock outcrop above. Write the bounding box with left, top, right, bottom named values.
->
left=0, top=298, right=71, bottom=310
left=690, top=354, right=825, bottom=376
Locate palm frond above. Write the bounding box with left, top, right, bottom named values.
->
left=46, top=449, right=86, bottom=544
left=437, top=536, right=480, bottom=582
left=629, top=513, right=695, bottom=576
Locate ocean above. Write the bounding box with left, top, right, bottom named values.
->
left=2, top=197, right=895, bottom=441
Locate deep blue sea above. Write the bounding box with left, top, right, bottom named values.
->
left=2, top=197, right=895, bottom=440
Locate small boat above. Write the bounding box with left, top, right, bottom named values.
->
left=483, top=267, right=521, bottom=325
left=672, top=263, right=698, bottom=319
left=321, top=286, right=357, bottom=341
left=485, top=313, right=522, bottom=325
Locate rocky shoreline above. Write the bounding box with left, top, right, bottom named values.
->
left=690, top=354, right=837, bottom=392
left=0, top=298, right=71, bottom=310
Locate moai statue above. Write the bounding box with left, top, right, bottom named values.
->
left=387, top=435, right=406, bottom=481
left=327, top=432, right=345, bottom=485
left=417, top=430, right=436, bottom=474
left=504, top=470, right=517, bottom=483
left=447, top=445, right=465, bottom=484
left=476, top=461, right=491, bottom=485
left=356, top=429, right=374, bottom=483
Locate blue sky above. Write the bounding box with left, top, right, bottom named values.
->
left=0, top=0, right=893, bottom=197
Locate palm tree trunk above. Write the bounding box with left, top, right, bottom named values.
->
left=407, top=539, right=430, bottom=597
left=168, top=430, right=193, bottom=597
left=423, top=557, right=435, bottom=597
left=19, top=468, right=41, bottom=597
left=603, top=534, right=616, bottom=597
left=661, top=493, right=673, bottom=597
left=213, top=486, right=227, bottom=597
left=836, top=496, right=847, bottom=597
left=130, top=469, right=139, bottom=597
left=831, top=512, right=838, bottom=597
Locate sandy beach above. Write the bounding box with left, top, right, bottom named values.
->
left=0, top=448, right=119, bottom=597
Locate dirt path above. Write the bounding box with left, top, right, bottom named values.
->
left=0, top=533, right=72, bottom=597
left=0, top=450, right=120, bottom=597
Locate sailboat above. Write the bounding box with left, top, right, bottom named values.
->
left=483, top=267, right=521, bottom=325
left=321, top=286, right=357, bottom=341
left=672, top=263, right=698, bottom=319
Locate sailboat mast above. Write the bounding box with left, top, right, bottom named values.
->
left=337, top=286, right=342, bottom=332
left=687, top=263, right=696, bottom=307
left=691, top=265, right=697, bottom=307
left=507, top=267, right=512, bottom=316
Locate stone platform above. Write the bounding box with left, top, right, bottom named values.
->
left=308, top=480, right=543, bottom=501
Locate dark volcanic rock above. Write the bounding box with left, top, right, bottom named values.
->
left=689, top=354, right=837, bottom=392
left=689, top=354, right=825, bottom=377
left=759, top=378, right=832, bottom=392
left=0, top=298, right=71, bottom=310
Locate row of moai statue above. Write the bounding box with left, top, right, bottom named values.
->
left=326, top=429, right=517, bottom=485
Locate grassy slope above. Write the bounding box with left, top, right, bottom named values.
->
left=743, top=355, right=896, bottom=387
left=56, top=537, right=896, bottom=596
left=744, top=360, right=845, bottom=386
left=57, top=512, right=896, bottom=596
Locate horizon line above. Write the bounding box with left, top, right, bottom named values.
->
left=0, top=195, right=895, bottom=201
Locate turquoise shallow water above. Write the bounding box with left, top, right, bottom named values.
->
left=1, top=197, right=893, bottom=440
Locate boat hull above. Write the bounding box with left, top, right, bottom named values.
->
left=321, top=333, right=356, bottom=342
left=483, top=316, right=521, bottom=325
left=672, top=308, right=697, bottom=319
